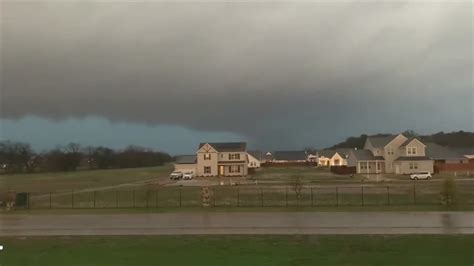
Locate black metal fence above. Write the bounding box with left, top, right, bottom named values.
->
left=10, top=183, right=474, bottom=209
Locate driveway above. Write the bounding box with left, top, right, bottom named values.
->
left=1, top=212, right=473, bottom=236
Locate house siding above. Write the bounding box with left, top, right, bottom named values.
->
left=174, top=164, right=197, bottom=173
left=383, top=134, right=408, bottom=173
left=196, top=144, right=248, bottom=177
left=395, top=160, right=433, bottom=174
left=196, top=150, right=218, bottom=177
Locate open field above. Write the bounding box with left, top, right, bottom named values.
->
left=18, top=182, right=474, bottom=209
left=2, top=166, right=473, bottom=210
left=1, top=235, right=473, bottom=266
left=0, top=165, right=173, bottom=193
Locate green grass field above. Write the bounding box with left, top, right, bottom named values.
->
left=0, top=165, right=173, bottom=193
left=2, top=165, right=473, bottom=209
left=1, top=235, right=472, bottom=266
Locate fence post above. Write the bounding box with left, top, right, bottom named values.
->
left=285, top=187, right=288, bottom=207
left=310, top=187, right=313, bottom=206
left=260, top=188, right=264, bottom=207
left=155, top=189, right=158, bottom=208
left=115, top=190, right=118, bottom=208
left=27, top=192, right=30, bottom=209
left=361, top=186, right=364, bottom=206
left=49, top=192, right=52, bottom=209
left=335, top=187, right=339, bottom=206
left=93, top=191, right=96, bottom=208
left=179, top=187, right=182, bottom=208
left=72, top=190, right=74, bottom=208
left=413, top=184, right=416, bottom=205
left=386, top=186, right=390, bottom=205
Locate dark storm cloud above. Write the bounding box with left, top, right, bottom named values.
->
left=1, top=2, right=472, bottom=148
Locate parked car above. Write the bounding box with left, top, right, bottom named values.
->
left=410, top=171, right=432, bottom=180
left=183, top=172, right=194, bottom=180
left=170, top=171, right=183, bottom=180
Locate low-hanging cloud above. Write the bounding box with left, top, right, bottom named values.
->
left=1, top=2, right=472, bottom=148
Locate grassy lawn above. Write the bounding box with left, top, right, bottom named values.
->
left=250, top=166, right=365, bottom=184
left=0, top=165, right=173, bottom=193
left=1, top=235, right=472, bottom=266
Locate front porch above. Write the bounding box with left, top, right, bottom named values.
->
left=357, top=160, right=385, bottom=174
left=218, top=162, right=248, bottom=177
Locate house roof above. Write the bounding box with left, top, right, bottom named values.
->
left=273, top=150, right=307, bottom=161
left=451, top=147, right=474, bottom=156
left=199, top=142, right=247, bottom=152
left=247, top=150, right=263, bottom=160
left=395, top=156, right=432, bottom=161
left=366, top=135, right=398, bottom=148
left=425, top=143, right=466, bottom=160
left=318, top=150, right=337, bottom=158
left=349, top=150, right=385, bottom=161
left=400, top=137, right=425, bottom=147
left=175, top=155, right=197, bottom=164
left=334, top=148, right=354, bottom=158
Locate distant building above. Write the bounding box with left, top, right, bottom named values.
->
left=247, top=150, right=263, bottom=168
left=272, top=150, right=309, bottom=163
left=174, top=142, right=249, bottom=177
left=347, top=134, right=434, bottom=174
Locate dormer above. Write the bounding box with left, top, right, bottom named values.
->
left=399, top=138, right=426, bottom=157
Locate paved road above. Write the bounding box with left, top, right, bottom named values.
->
left=1, top=212, right=473, bottom=236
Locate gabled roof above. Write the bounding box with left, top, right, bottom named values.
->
left=317, top=150, right=337, bottom=158
left=175, top=155, right=197, bottom=164
left=247, top=150, right=264, bottom=160
left=425, top=143, right=466, bottom=160
left=273, top=150, right=307, bottom=161
left=349, top=150, right=384, bottom=161
left=366, top=135, right=399, bottom=148
left=400, top=137, right=426, bottom=147
left=199, top=142, right=247, bottom=152
left=333, top=148, right=354, bottom=158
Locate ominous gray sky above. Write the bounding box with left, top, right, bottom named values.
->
left=1, top=1, right=473, bottom=153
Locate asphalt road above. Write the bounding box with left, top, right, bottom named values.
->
left=1, top=212, right=473, bottom=236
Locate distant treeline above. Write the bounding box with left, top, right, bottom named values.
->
left=0, top=141, right=172, bottom=174
left=329, top=130, right=474, bottom=149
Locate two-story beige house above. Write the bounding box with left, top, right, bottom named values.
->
left=196, top=142, right=248, bottom=177
left=348, top=134, right=434, bottom=174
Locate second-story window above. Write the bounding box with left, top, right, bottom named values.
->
left=204, top=154, right=211, bottom=160
left=407, top=147, right=417, bottom=155
left=228, top=153, right=240, bottom=160
left=388, top=148, right=394, bottom=155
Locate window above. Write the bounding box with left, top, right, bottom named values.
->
left=229, top=165, right=240, bottom=173
left=407, top=147, right=417, bottom=155
left=388, top=148, right=394, bottom=155
left=334, top=159, right=340, bottom=165
left=204, top=154, right=211, bottom=160
left=409, top=162, right=418, bottom=170
left=204, top=166, right=211, bottom=174
left=228, top=153, right=240, bottom=160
